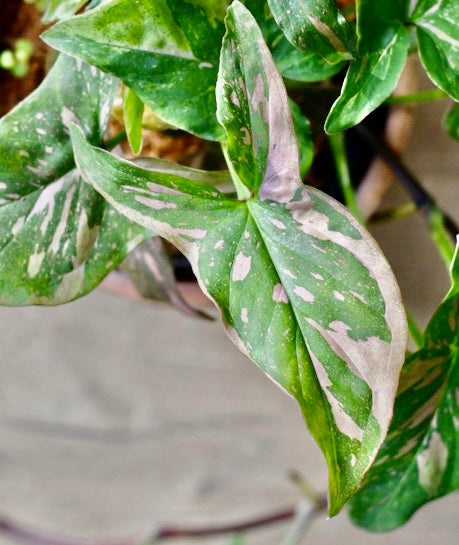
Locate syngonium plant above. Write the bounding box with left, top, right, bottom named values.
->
left=0, top=0, right=458, bottom=536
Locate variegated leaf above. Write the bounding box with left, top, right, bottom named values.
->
left=325, top=0, right=410, bottom=133
left=266, top=0, right=354, bottom=64
left=245, top=0, right=346, bottom=82
left=120, top=237, right=209, bottom=319
left=42, top=0, right=228, bottom=140
left=71, top=1, right=407, bottom=514
left=412, top=0, right=459, bottom=101
left=42, top=0, right=89, bottom=22
left=0, top=54, right=150, bottom=305
left=349, top=239, right=459, bottom=531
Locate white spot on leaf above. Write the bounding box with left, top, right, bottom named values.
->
left=417, top=431, right=448, bottom=495
left=232, top=252, right=251, bottom=281
left=293, top=286, right=315, bottom=302
left=273, top=283, right=289, bottom=303
left=334, top=290, right=345, bottom=301
left=241, top=307, right=249, bottom=324
left=135, top=195, right=177, bottom=210
left=28, top=250, right=45, bottom=278
left=271, top=218, right=286, bottom=230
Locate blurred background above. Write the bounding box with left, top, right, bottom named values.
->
left=0, top=4, right=458, bottom=543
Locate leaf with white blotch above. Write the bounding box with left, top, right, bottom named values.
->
left=120, top=237, right=209, bottom=319
left=443, top=102, right=459, bottom=140
left=266, top=0, right=354, bottom=64
left=412, top=0, right=459, bottom=101
left=42, top=0, right=89, bottom=22
left=42, top=0, right=228, bottom=140
left=350, top=239, right=459, bottom=531
left=71, top=2, right=407, bottom=514
left=325, top=0, right=410, bottom=133
left=0, top=54, right=150, bottom=305
left=245, top=0, right=346, bottom=82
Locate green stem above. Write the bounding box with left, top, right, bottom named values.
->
left=385, top=89, right=447, bottom=105
left=428, top=207, right=456, bottom=274
left=104, top=130, right=127, bottom=150
left=369, top=202, right=417, bottom=224
left=328, top=132, right=364, bottom=223
left=406, top=308, right=424, bottom=349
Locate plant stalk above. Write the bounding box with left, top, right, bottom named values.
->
left=406, top=308, right=424, bottom=349
left=104, top=130, right=127, bottom=150
left=329, top=132, right=364, bottom=223
left=153, top=506, right=297, bottom=541
left=385, top=89, right=447, bottom=105
left=369, top=202, right=417, bottom=224
left=354, top=125, right=458, bottom=270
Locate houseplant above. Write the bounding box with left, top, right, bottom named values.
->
left=0, top=0, right=457, bottom=541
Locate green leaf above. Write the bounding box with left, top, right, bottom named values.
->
left=350, top=239, right=459, bottom=531
left=71, top=2, right=407, bottom=514
left=326, top=0, right=410, bottom=133
left=42, top=0, right=227, bottom=140
left=289, top=99, right=314, bottom=179
left=266, top=0, right=354, bottom=64
left=443, top=102, right=459, bottom=140
left=120, top=237, right=209, bottom=319
left=42, top=0, right=89, bottom=22
left=123, top=86, right=144, bottom=155
left=0, top=54, right=150, bottom=305
left=245, top=0, right=346, bottom=82
left=412, top=0, right=459, bottom=101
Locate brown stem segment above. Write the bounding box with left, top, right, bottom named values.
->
left=353, top=124, right=459, bottom=238
left=0, top=516, right=130, bottom=545
left=153, top=507, right=297, bottom=540
left=0, top=503, right=322, bottom=545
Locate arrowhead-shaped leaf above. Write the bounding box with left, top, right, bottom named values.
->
left=412, top=0, right=459, bottom=101
left=325, top=1, right=410, bottom=133
left=0, top=54, right=150, bottom=305
left=349, top=239, right=459, bottom=531
left=266, top=0, right=354, bottom=64
left=245, top=0, right=346, bottom=82
left=70, top=1, right=407, bottom=514
left=42, top=0, right=227, bottom=140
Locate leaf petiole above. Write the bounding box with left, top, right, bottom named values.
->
left=385, top=89, right=448, bottom=105
left=328, top=132, right=364, bottom=223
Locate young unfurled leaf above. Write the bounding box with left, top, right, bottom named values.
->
left=412, top=0, right=459, bottom=101
left=443, top=102, right=459, bottom=140
left=123, top=86, right=144, bottom=155
left=245, top=0, right=346, bottom=82
left=350, top=239, right=459, bottom=531
left=71, top=2, right=407, bottom=514
left=326, top=0, right=410, bottom=133
left=266, top=0, right=354, bottom=64
left=42, top=0, right=227, bottom=140
left=120, top=237, right=209, bottom=319
left=0, top=54, right=150, bottom=305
